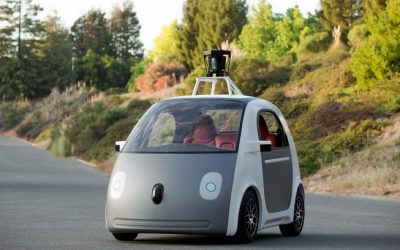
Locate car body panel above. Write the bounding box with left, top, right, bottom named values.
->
left=106, top=153, right=237, bottom=234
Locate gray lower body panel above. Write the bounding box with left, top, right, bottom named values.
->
left=106, top=153, right=237, bottom=235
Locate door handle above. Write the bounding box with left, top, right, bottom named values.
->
left=264, top=157, right=290, bottom=164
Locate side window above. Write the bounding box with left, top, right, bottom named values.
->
left=258, top=111, right=288, bottom=148
left=148, top=113, right=175, bottom=147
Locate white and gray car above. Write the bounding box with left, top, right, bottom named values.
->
left=106, top=77, right=305, bottom=243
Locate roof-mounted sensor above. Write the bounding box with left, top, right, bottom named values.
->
left=203, top=50, right=231, bottom=77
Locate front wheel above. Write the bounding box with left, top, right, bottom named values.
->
left=234, top=190, right=259, bottom=243
left=279, top=191, right=305, bottom=236
left=112, top=232, right=138, bottom=241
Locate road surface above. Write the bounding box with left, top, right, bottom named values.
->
left=1, top=136, right=399, bottom=249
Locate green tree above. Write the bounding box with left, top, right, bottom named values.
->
left=177, top=0, right=247, bottom=69
left=40, top=15, right=73, bottom=90
left=110, top=1, right=143, bottom=60
left=351, top=0, right=400, bottom=87
left=319, top=0, right=363, bottom=41
left=0, top=0, right=44, bottom=99
left=126, top=57, right=153, bottom=92
left=275, top=6, right=309, bottom=61
left=70, top=9, right=112, bottom=59
left=238, top=1, right=276, bottom=61
left=70, top=10, right=112, bottom=88
left=148, top=20, right=180, bottom=62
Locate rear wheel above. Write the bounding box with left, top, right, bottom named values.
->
left=112, top=232, right=138, bottom=241
left=235, top=190, right=259, bottom=243
left=279, top=191, right=304, bottom=236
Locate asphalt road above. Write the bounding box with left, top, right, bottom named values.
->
left=1, top=136, right=399, bottom=250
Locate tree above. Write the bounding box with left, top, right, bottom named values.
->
left=70, top=9, right=112, bottom=88
left=351, top=0, right=400, bottom=87
left=238, top=1, right=276, bottom=61
left=319, top=0, right=363, bottom=41
left=135, top=60, right=186, bottom=93
left=176, top=0, right=247, bottom=69
left=239, top=2, right=312, bottom=63
left=148, top=20, right=180, bottom=62
left=275, top=6, right=309, bottom=61
left=176, top=0, right=200, bottom=69
left=40, top=14, right=73, bottom=90
left=110, top=1, right=143, bottom=61
left=70, top=9, right=112, bottom=59
left=0, top=0, right=44, bottom=99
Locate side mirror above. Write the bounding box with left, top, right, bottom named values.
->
left=246, top=141, right=272, bottom=153
left=115, top=141, right=126, bottom=152
left=260, top=141, right=272, bottom=152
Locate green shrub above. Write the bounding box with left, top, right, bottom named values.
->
left=230, top=58, right=270, bottom=96
left=320, top=120, right=387, bottom=163
left=85, top=115, right=140, bottom=162
left=64, top=102, right=129, bottom=156
left=16, top=122, right=36, bottom=137
left=33, top=125, right=55, bottom=143
left=348, top=24, right=368, bottom=49
left=290, top=63, right=321, bottom=81
left=85, top=100, right=152, bottom=162
left=126, top=99, right=152, bottom=113
left=16, top=119, right=47, bottom=139
left=296, top=32, right=330, bottom=55
left=50, top=127, right=71, bottom=157
left=0, top=103, right=30, bottom=130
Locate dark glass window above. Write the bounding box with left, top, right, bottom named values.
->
left=123, top=99, right=244, bottom=153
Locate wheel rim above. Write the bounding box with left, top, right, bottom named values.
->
left=294, top=195, right=304, bottom=230
left=244, top=197, right=258, bottom=236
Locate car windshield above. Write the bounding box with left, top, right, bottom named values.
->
left=123, top=99, right=244, bottom=153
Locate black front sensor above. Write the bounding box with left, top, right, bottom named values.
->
left=152, top=183, right=164, bottom=204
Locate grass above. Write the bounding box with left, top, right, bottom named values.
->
left=260, top=47, right=398, bottom=176
left=304, top=138, right=400, bottom=199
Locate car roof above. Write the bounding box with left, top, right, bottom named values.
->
left=163, top=95, right=259, bottom=104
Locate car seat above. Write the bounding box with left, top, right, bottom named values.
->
left=258, top=115, right=277, bottom=147
left=215, top=132, right=238, bottom=150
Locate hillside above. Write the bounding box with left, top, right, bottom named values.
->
left=0, top=45, right=399, bottom=199
left=1, top=0, right=399, bottom=200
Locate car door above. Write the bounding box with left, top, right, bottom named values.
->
left=258, top=111, right=293, bottom=213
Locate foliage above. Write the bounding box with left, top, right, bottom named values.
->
left=347, top=24, right=368, bottom=49
left=126, top=57, right=153, bottom=92
left=75, top=99, right=151, bottom=162
left=50, top=127, right=71, bottom=157
left=238, top=1, right=276, bottom=61
left=110, top=1, right=143, bottom=60
left=230, top=58, right=270, bottom=96
left=296, top=32, right=330, bottom=55
left=318, top=0, right=363, bottom=41
left=70, top=2, right=143, bottom=90
left=70, top=9, right=112, bottom=58
left=63, top=102, right=129, bottom=156
left=176, top=0, right=247, bottom=69
left=351, top=0, right=400, bottom=88
left=40, top=15, right=74, bottom=91
left=0, top=0, right=46, bottom=99
left=0, top=101, right=30, bottom=130
left=135, top=60, right=187, bottom=93
left=148, top=20, right=180, bottom=62
left=238, top=1, right=317, bottom=63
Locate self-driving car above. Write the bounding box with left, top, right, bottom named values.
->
left=105, top=50, right=305, bottom=243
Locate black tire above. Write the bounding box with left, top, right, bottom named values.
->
left=279, top=190, right=305, bottom=236
left=112, top=232, right=138, bottom=241
left=234, top=190, right=259, bottom=243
